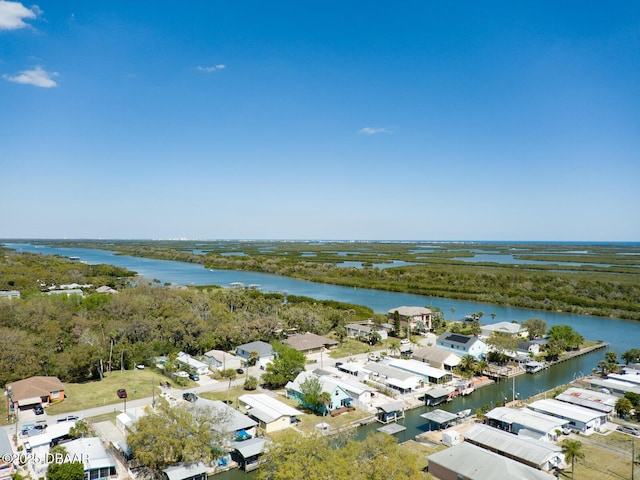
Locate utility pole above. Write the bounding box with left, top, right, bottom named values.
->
left=632, top=438, right=635, bottom=480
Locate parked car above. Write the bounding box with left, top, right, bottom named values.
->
left=617, top=425, right=640, bottom=436
left=368, top=353, right=381, bottom=361
left=20, top=424, right=34, bottom=436
left=400, top=338, right=411, bottom=345
left=175, top=371, right=189, bottom=378
left=57, top=415, right=80, bottom=423
left=188, top=372, right=200, bottom=381
left=33, top=405, right=44, bottom=415
left=34, top=420, right=47, bottom=430
left=182, top=392, right=197, bottom=402
left=117, top=388, right=127, bottom=399
left=236, top=368, right=244, bottom=374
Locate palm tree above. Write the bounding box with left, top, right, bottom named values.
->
left=450, top=306, right=456, bottom=321
left=318, top=391, right=332, bottom=416
left=561, top=439, right=584, bottom=480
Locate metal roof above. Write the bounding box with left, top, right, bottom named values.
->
left=377, top=423, right=406, bottom=435
left=428, top=443, right=556, bottom=480
left=233, top=437, right=267, bottom=458
left=420, top=409, right=458, bottom=425
left=485, top=407, right=568, bottom=433
left=464, top=424, right=561, bottom=468
left=163, top=462, right=207, bottom=480
left=556, top=387, right=616, bottom=413
left=528, top=399, right=606, bottom=424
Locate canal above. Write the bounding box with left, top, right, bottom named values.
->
left=4, top=243, right=639, bottom=479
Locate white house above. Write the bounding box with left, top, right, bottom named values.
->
left=555, top=387, right=617, bottom=414
left=481, top=321, right=528, bottom=339
left=387, top=358, right=453, bottom=384
left=62, top=438, right=118, bottom=480
left=203, top=350, right=243, bottom=371
left=361, top=362, right=423, bottom=394
left=436, top=332, right=487, bottom=359
left=236, top=341, right=274, bottom=362
left=238, top=394, right=302, bottom=433
left=387, top=306, right=432, bottom=332
left=484, top=407, right=568, bottom=442
left=411, top=346, right=461, bottom=371
left=527, top=399, right=607, bottom=435
left=176, top=352, right=210, bottom=375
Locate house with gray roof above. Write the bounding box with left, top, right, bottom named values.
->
left=412, top=346, right=461, bottom=371
left=285, top=372, right=352, bottom=414
left=187, top=398, right=258, bottom=439
left=464, top=424, right=563, bottom=471
left=282, top=333, right=338, bottom=353
left=235, top=341, right=274, bottom=361
left=428, top=442, right=556, bottom=480
left=527, top=399, right=607, bottom=435
left=238, top=394, right=302, bottom=433
left=484, top=407, right=568, bottom=442
left=62, top=438, right=118, bottom=480
left=436, top=332, right=487, bottom=359
left=555, top=387, right=616, bottom=414
left=361, top=362, right=423, bottom=394
left=162, top=462, right=207, bottom=480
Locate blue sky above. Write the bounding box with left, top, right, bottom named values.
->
left=1, top=1, right=639, bottom=241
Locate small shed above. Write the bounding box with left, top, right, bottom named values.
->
left=377, top=422, right=406, bottom=441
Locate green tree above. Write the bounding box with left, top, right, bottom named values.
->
left=450, top=306, right=456, bottom=321
left=299, top=375, right=325, bottom=414
left=128, top=399, right=230, bottom=472
left=244, top=375, right=258, bottom=391
left=548, top=325, right=583, bottom=351
left=247, top=351, right=259, bottom=366
left=46, top=446, right=84, bottom=480
left=615, top=397, right=633, bottom=417
left=334, top=325, right=347, bottom=344
left=261, top=343, right=306, bottom=389
left=522, top=317, right=547, bottom=340
left=393, top=310, right=402, bottom=338
left=68, top=420, right=90, bottom=439
left=220, top=368, right=237, bottom=404
left=621, top=348, right=640, bottom=365
left=469, top=320, right=481, bottom=336
left=561, top=439, right=585, bottom=480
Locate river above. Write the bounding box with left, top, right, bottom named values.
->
left=4, top=243, right=639, bottom=479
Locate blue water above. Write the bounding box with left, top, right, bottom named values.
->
left=5, top=243, right=639, bottom=354
left=452, top=253, right=619, bottom=268
left=6, top=241, right=639, bottom=480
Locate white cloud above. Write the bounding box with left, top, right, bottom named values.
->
left=3, top=66, right=58, bottom=87
left=358, top=127, right=394, bottom=135
left=0, top=1, right=40, bottom=30
left=197, top=64, right=226, bottom=73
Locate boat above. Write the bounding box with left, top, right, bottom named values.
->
left=423, top=386, right=456, bottom=406
left=525, top=361, right=545, bottom=373
left=457, top=409, right=472, bottom=419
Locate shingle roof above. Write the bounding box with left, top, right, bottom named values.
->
left=282, top=333, right=338, bottom=352
left=7, top=376, right=65, bottom=401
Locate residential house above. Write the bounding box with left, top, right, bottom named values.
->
left=176, top=352, right=210, bottom=375
left=285, top=372, right=352, bottom=414
left=427, top=442, right=556, bottom=480
left=203, top=350, right=243, bottom=371
left=480, top=321, right=529, bottom=339
left=282, top=333, right=338, bottom=354
left=587, top=377, right=640, bottom=397
left=0, top=430, right=16, bottom=480
left=6, top=376, right=65, bottom=410
left=387, top=306, right=432, bottom=333
left=527, top=399, right=607, bottom=435
left=555, top=387, right=616, bottom=414
left=387, top=358, right=453, bottom=384
left=235, top=341, right=274, bottom=362
left=320, top=375, right=375, bottom=410
left=464, top=424, right=563, bottom=472
left=95, top=286, right=118, bottom=294
left=436, top=332, right=487, bottom=360
left=361, top=362, right=423, bottom=394
left=412, top=346, right=461, bottom=372
left=188, top=398, right=258, bottom=440
left=345, top=321, right=389, bottom=340
left=63, top=437, right=118, bottom=480
left=238, top=394, right=302, bottom=433
left=484, top=407, right=568, bottom=442
left=162, top=462, right=207, bottom=480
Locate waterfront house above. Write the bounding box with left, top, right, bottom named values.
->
left=282, top=332, right=338, bottom=354
left=335, top=362, right=363, bottom=377
left=427, top=442, right=556, bottom=480
left=555, top=387, right=616, bottom=414
left=480, top=321, right=528, bottom=339
left=235, top=341, right=274, bottom=362
left=361, top=362, right=423, bottom=394
left=203, top=349, right=243, bottom=371
left=464, top=424, right=563, bottom=472
left=6, top=376, right=65, bottom=410
left=484, top=407, right=568, bottom=442
left=411, top=346, right=461, bottom=371
left=316, top=374, right=375, bottom=410
left=436, top=332, right=487, bottom=360
left=187, top=398, right=258, bottom=440
left=387, top=306, right=432, bottom=332
left=285, top=372, right=352, bottom=414
left=62, top=437, right=118, bottom=480
left=587, top=376, right=640, bottom=397
left=238, top=394, right=302, bottom=433
left=527, top=399, right=607, bottom=435
left=387, top=358, right=453, bottom=384
left=162, top=462, right=207, bottom=480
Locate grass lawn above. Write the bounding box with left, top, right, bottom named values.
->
left=554, top=430, right=639, bottom=480
left=45, top=369, right=178, bottom=416
left=328, top=339, right=375, bottom=358
left=199, top=385, right=252, bottom=407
